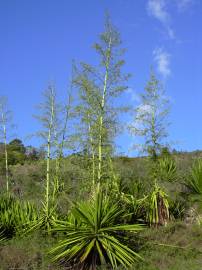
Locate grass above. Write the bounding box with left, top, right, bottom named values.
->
left=0, top=222, right=202, bottom=269
left=0, top=232, right=60, bottom=270
left=132, top=222, right=202, bottom=270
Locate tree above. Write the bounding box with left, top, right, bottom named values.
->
left=31, top=82, right=75, bottom=233
left=53, top=80, right=74, bottom=200
left=0, top=96, right=13, bottom=193
left=130, top=69, right=170, bottom=162
left=6, top=139, right=26, bottom=165
left=9, top=139, right=26, bottom=154
left=74, top=16, right=129, bottom=187
left=33, top=84, right=59, bottom=231
left=130, top=70, right=170, bottom=226
left=73, top=75, right=100, bottom=187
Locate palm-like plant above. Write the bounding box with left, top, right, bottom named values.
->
left=0, top=194, right=38, bottom=238
left=186, top=159, right=202, bottom=200
left=49, top=188, right=143, bottom=269
left=185, top=159, right=202, bottom=216
left=141, top=184, right=169, bottom=227
left=24, top=201, right=56, bottom=235
left=158, top=157, right=177, bottom=182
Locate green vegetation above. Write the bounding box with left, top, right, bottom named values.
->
left=0, top=17, right=202, bottom=270
left=50, top=188, right=143, bottom=269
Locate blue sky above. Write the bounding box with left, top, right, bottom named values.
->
left=0, top=0, right=201, bottom=155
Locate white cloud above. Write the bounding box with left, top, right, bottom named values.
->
left=147, top=0, right=169, bottom=24
left=167, top=26, right=175, bottom=39
left=147, top=0, right=194, bottom=39
left=147, top=0, right=175, bottom=39
left=153, top=48, right=171, bottom=78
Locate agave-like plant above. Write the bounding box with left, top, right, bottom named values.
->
left=24, top=201, right=57, bottom=235
left=49, top=187, right=143, bottom=269
left=169, top=198, right=186, bottom=220
left=186, top=160, right=202, bottom=198
left=141, top=184, right=169, bottom=227
left=0, top=194, right=38, bottom=238
left=157, top=157, right=177, bottom=182
left=185, top=160, right=202, bottom=214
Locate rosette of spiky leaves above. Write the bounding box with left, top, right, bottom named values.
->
left=157, top=157, right=177, bottom=182
left=0, top=194, right=38, bottom=238
left=49, top=189, right=143, bottom=269
left=169, top=198, right=186, bottom=220
left=185, top=159, right=202, bottom=207
left=24, top=201, right=57, bottom=235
